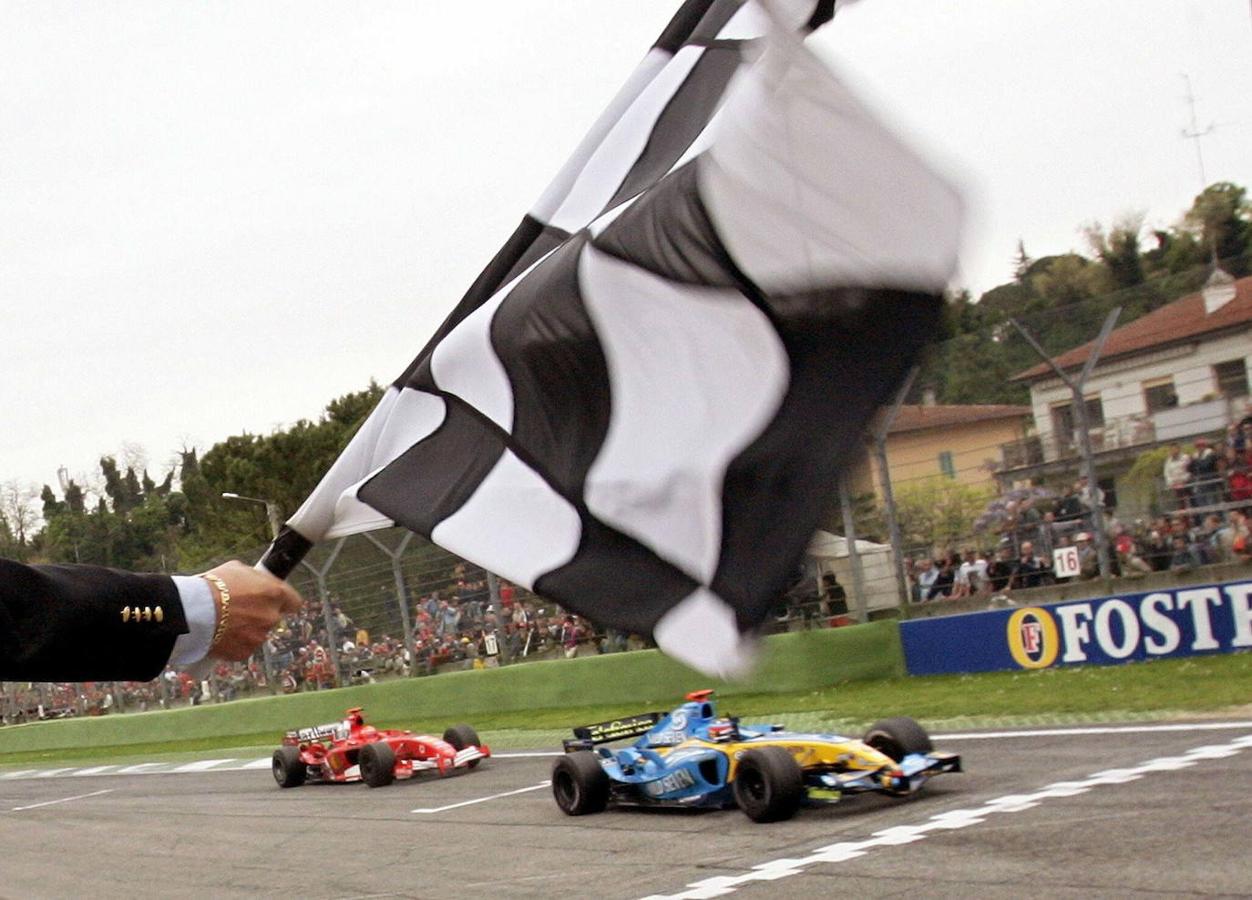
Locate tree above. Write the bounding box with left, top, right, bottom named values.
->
left=1084, top=213, right=1146, bottom=289
left=1184, top=182, right=1252, bottom=275
left=0, top=481, right=40, bottom=560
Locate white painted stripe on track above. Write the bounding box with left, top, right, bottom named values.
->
left=411, top=781, right=551, bottom=814
left=933, top=721, right=1252, bottom=741
left=171, top=759, right=236, bottom=773
left=11, top=789, right=113, bottom=812
left=4, top=721, right=1251, bottom=782
left=639, top=731, right=1252, bottom=900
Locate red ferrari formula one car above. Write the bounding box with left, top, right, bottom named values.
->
left=271, top=707, right=490, bottom=788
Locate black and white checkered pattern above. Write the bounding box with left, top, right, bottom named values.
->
left=267, top=0, right=963, bottom=676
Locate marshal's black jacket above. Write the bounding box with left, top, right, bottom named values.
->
left=0, top=558, right=188, bottom=682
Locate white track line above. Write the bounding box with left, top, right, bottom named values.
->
left=4, top=722, right=1252, bottom=782
left=933, top=721, right=1252, bottom=741
left=11, top=789, right=114, bottom=812
left=171, top=759, right=236, bottom=773
left=411, top=780, right=551, bottom=814
left=640, top=732, right=1252, bottom=900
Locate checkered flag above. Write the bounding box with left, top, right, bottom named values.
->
left=262, top=0, right=963, bottom=676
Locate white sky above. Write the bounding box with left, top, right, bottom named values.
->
left=2, top=0, right=1251, bottom=494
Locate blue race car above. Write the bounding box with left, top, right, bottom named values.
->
left=551, top=690, right=961, bottom=822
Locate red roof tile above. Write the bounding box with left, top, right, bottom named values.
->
left=1013, top=274, right=1252, bottom=382
left=888, top=404, right=1031, bottom=435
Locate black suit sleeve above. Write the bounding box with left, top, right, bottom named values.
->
left=0, top=558, right=189, bottom=682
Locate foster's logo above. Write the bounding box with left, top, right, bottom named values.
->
left=1006, top=607, right=1059, bottom=669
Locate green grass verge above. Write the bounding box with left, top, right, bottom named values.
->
left=2, top=650, right=1248, bottom=768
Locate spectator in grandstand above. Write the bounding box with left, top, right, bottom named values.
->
left=1074, top=532, right=1100, bottom=579
left=1055, top=482, right=1086, bottom=525
left=1112, top=523, right=1152, bottom=575
left=986, top=545, right=1016, bottom=593
left=1142, top=518, right=1172, bottom=571
left=436, top=598, right=460, bottom=636
left=957, top=548, right=990, bottom=596
left=1169, top=534, right=1206, bottom=573
left=820, top=572, right=848, bottom=617
left=1225, top=443, right=1251, bottom=507
left=910, top=556, right=939, bottom=602
left=1163, top=443, right=1193, bottom=514
left=1032, top=511, right=1061, bottom=558
left=1189, top=438, right=1222, bottom=510
left=1211, top=510, right=1249, bottom=563
left=1014, top=541, right=1049, bottom=589
left=560, top=615, right=582, bottom=658
left=931, top=552, right=959, bottom=600
left=1076, top=476, right=1105, bottom=517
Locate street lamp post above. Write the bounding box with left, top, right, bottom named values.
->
left=221, top=492, right=283, bottom=542
left=221, top=492, right=285, bottom=693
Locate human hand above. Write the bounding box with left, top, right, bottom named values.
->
left=201, top=560, right=303, bottom=662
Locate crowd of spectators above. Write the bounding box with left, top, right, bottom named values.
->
left=908, top=429, right=1252, bottom=604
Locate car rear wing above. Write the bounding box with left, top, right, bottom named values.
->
left=563, top=712, right=663, bottom=751
left=283, top=722, right=341, bottom=745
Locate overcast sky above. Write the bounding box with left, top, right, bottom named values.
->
left=3, top=0, right=1251, bottom=495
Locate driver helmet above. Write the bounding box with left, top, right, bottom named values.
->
left=708, top=720, right=736, bottom=743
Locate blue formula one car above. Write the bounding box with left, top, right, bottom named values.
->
left=551, top=690, right=961, bottom=823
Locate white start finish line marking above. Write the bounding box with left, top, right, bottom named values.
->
left=639, top=732, right=1252, bottom=900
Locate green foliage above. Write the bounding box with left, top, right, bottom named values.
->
left=929, top=181, right=1250, bottom=406
left=176, top=380, right=385, bottom=567
left=870, top=476, right=996, bottom=553
left=30, top=382, right=385, bottom=571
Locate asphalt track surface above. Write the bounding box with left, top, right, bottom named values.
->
left=1, top=721, right=1250, bottom=899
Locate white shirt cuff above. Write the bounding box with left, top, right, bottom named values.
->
left=169, top=575, right=216, bottom=666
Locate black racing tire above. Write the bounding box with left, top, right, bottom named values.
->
left=443, top=724, right=482, bottom=768
left=732, top=746, right=804, bottom=823
left=551, top=751, right=610, bottom=816
left=359, top=741, right=397, bottom=788
left=272, top=746, right=306, bottom=789
left=862, top=717, right=933, bottom=762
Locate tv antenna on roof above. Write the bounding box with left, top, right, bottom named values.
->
left=1180, top=73, right=1215, bottom=191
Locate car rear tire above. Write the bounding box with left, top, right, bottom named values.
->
left=733, top=746, right=804, bottom=823
left=359, top=741, right=396, bottom=788
left=862, top=717, right=933, bottom=762
left=443, top=724, right=482, bottom=768
left=551, top=751, right=609, bottom=816
left=272, top=746, right=306, bottom=789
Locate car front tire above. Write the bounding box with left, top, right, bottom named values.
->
left=551, top=751, right=609, bottom=816
left=272, top=746, right=307, bottom=788
left=359, top=741, right=397, bottom=788
left=733, top=746, right=804, bottom=823
left=443, top=724, right=483, bottom=768
left=862, top=717, right=933, bottom=762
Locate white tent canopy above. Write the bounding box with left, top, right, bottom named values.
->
left=805, top=530, right=900, bottom=615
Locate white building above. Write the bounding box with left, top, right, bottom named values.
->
left=1001, top=272, right=1252, bottom=503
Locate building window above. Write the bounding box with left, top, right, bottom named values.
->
left=1214, top=359, right=1249, bottom=399
left=1050, top=396, right=1105, bottom=449
left=938, top=451, right=955, bottom=479
left=1143, top=378, right=1178, bottom=413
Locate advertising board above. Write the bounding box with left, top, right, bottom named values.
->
left=900, top=580, right=1252, bottom=675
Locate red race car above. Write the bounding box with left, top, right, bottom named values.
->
left=271, top=707, right=490, bottom=788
